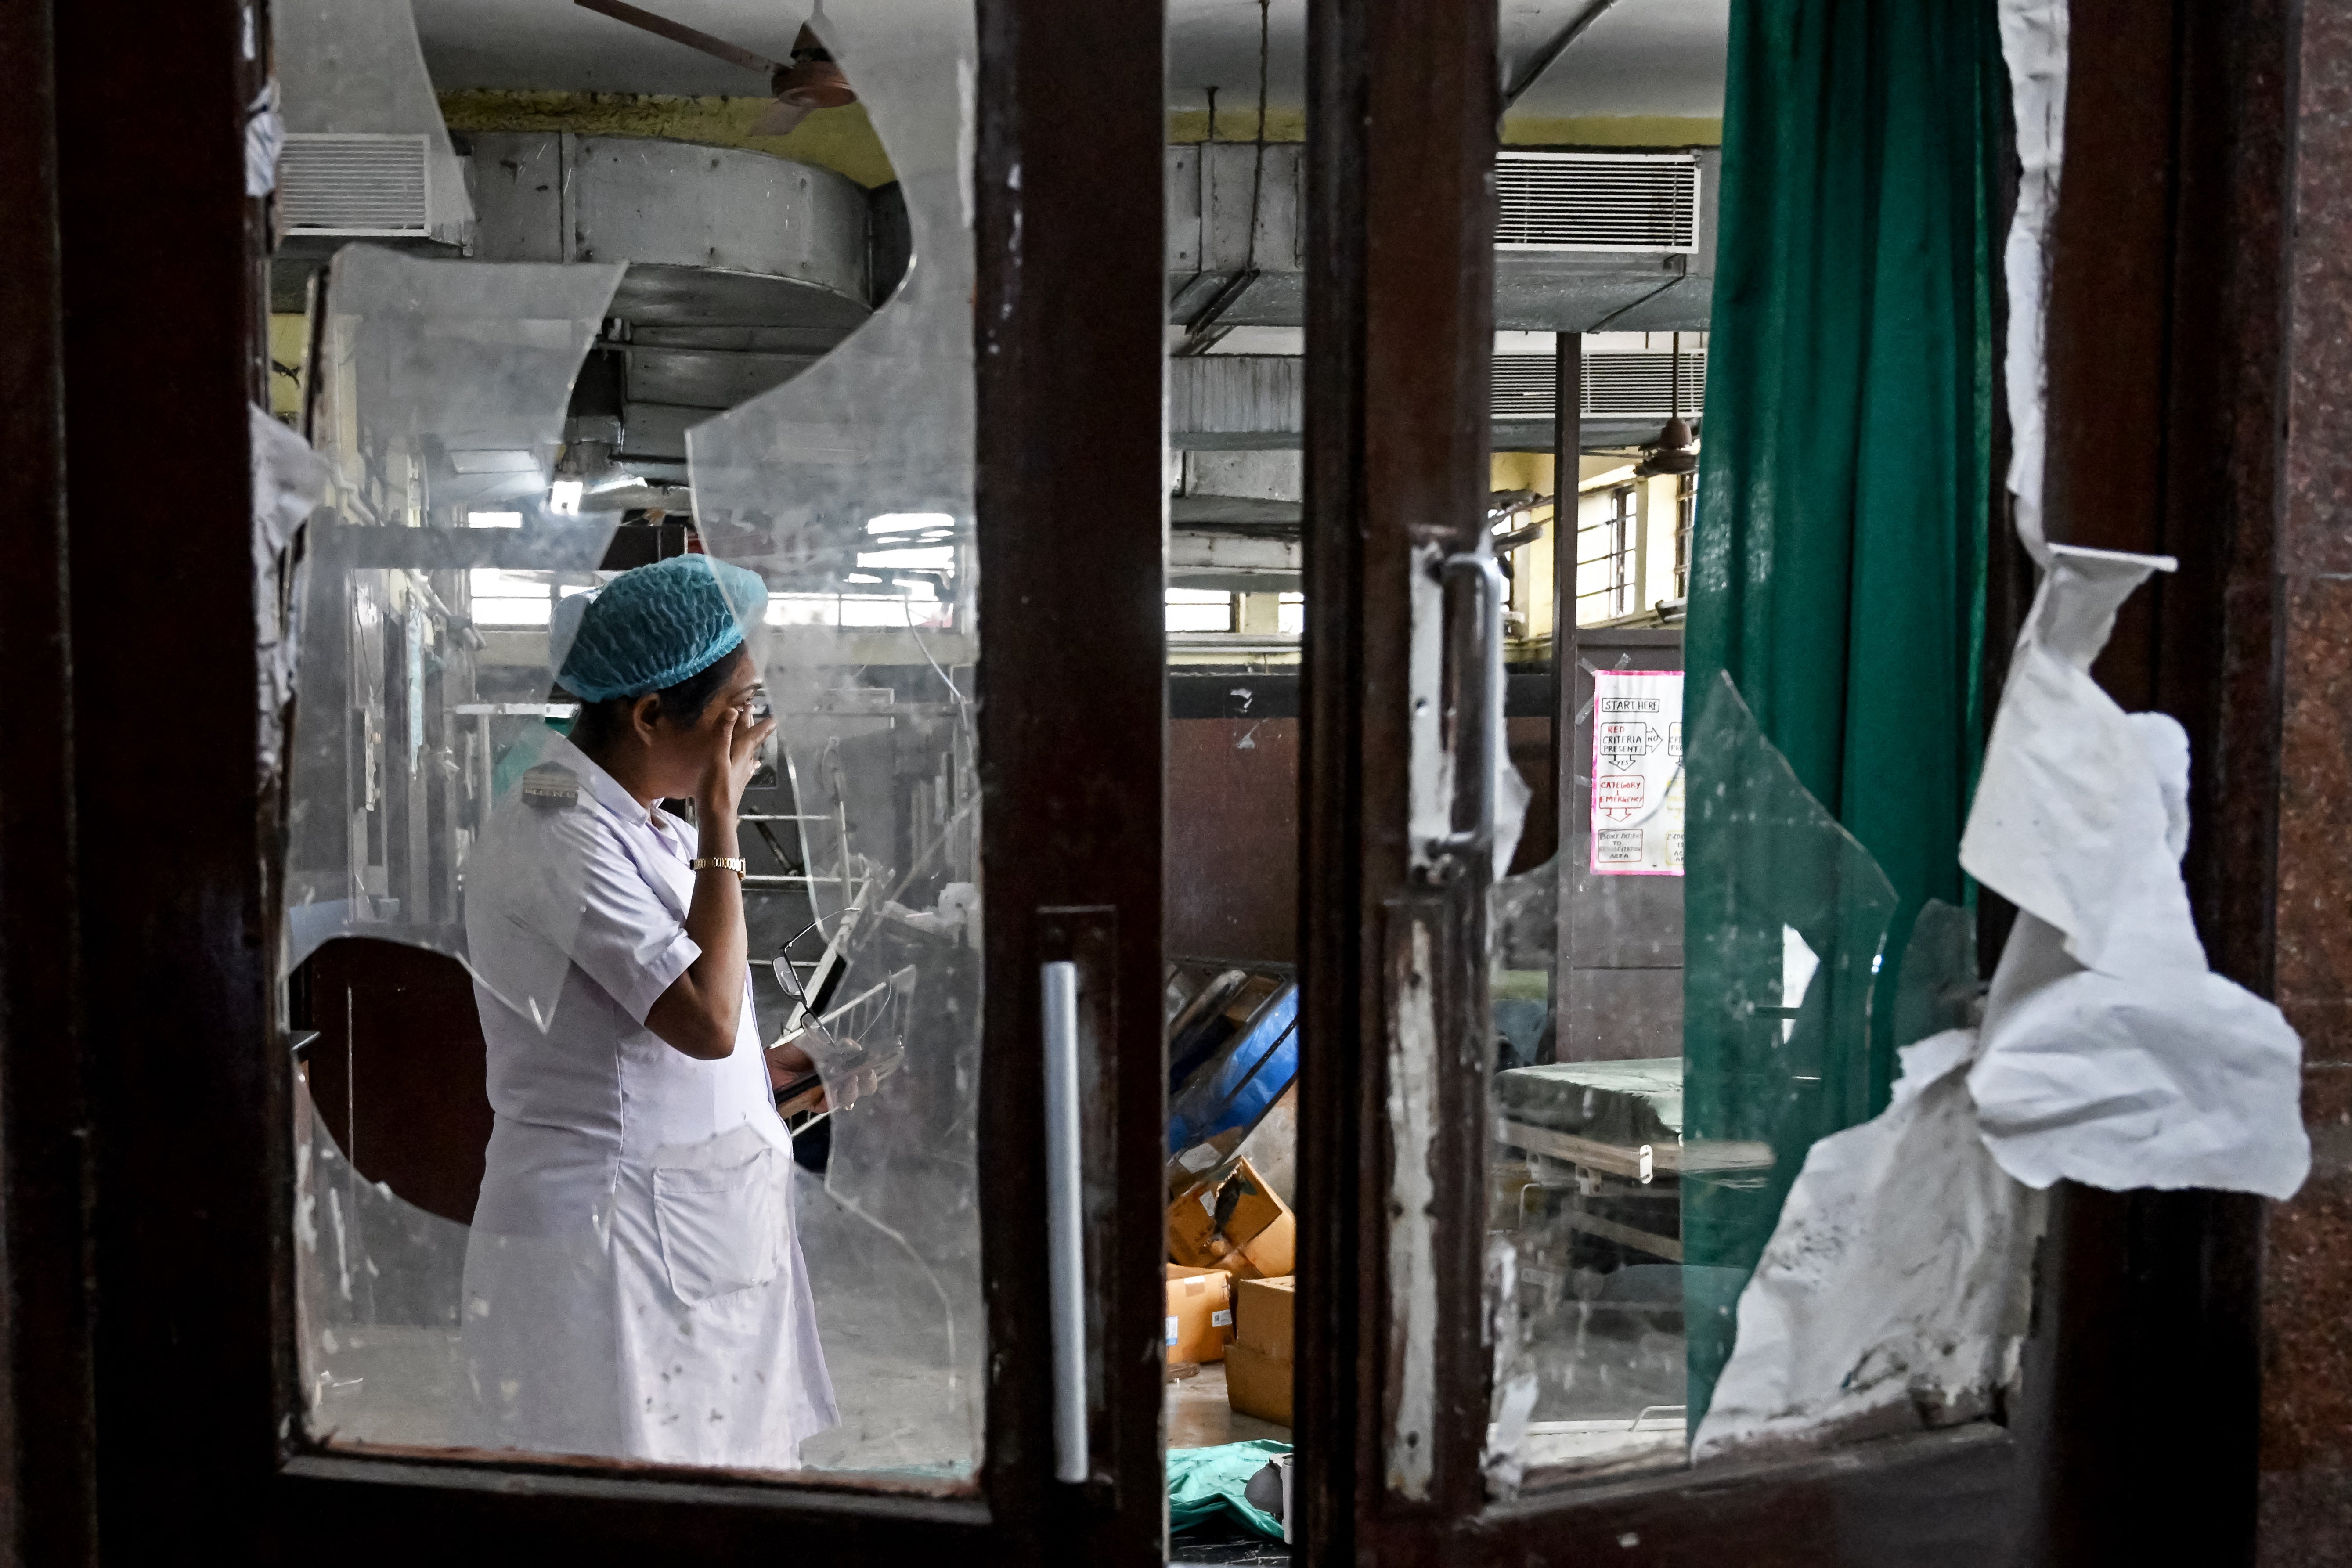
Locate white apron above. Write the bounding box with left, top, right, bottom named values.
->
left=460, top=735, right=836, bottom=1468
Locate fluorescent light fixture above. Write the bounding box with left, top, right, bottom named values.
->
left=468, top=510, right=524, bottom=528
left=856, top=546, right=956, bottom=570
left=866, top=512, right=956, bottom=535
left=845, top=572, right=883, bottom=584
left=549, top=479, right=585, bottom=516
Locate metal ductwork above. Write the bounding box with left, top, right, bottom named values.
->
left=1168, top=356, right=1303, bottom=451
left=274, top=0, right=474, bottom=248
left=1170, top=343, right=1707, bottom=452
left=1491, top=346, right=1708, bottom=449
left=1494, top=151, right=1701, bottom=251
left=1168, top=144, right=1719, bottom=339
left=459, top=131, right=900, bottom=502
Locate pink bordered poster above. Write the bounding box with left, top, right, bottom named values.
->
left=1588, top=668, right=1685, bottom=876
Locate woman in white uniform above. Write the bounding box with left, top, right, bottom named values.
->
left=460, top=554, right=837, bottom=1469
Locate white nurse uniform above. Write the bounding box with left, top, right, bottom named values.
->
left=459, top=733, right=835, bottom=1468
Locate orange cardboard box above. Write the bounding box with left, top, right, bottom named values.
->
left=1225, top=1273, right=1295, bottom=1426
left=1224, top=1342, right=1292, bottom=1426
left=1167, top=1157, right=1296, bottom=1280
left=1234, top=1275, right=1295, bottom=1358
left=1227, top=1210, right=1294, bottom=1280
left=1165, top=1264, right=1234, bottom=1364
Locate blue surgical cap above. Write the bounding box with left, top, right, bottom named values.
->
left=553, top=555, right=769, bottom=703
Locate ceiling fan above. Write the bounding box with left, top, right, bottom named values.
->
left=1635, top=332, right=1699, bottom=479
left=573, top=0, right=855, bottom=136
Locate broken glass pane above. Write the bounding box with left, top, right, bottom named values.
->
left=1484, top=669, right=1918, bottom=1493
left=1676, top=670, right=1904, bottom=1429
left=287, top=245, right=622, bottom=1021
left=678, top=4, right=983, bottom=1480
left=285, top=245, right=625, bottom=1457
left=285, top=0, right=981, bottom=1481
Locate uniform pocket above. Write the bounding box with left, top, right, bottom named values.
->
left=651, top=1143, right=784, bottom=1305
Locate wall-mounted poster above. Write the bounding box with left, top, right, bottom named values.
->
left=1589, top=668, right=1685, bottom=876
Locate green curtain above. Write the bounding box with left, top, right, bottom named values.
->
left=1680, top=0, right=2003, bottom=1426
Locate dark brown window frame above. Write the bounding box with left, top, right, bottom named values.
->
left=0, top=0, right=2300, bottom=1561
left=0, top=0, right=1169, bottom=1561
left=1293, top=0, right=2294, bottom=1563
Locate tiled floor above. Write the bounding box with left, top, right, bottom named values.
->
left=1167, top=1360, right=1291, bottom=1451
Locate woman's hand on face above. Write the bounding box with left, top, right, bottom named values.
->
left=696, top=703, right=778, bottom=820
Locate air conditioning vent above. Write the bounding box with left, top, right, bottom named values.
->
left=1496, top=153, right=1701, bottom=253
left=278, top=133, right=431, bottom=236
left=1493, top=352, right=1707, bottom=422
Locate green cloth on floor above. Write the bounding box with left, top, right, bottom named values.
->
left=1168, top=1440, right=1290, bottom=1540
left=1681, top=0, right=2005, bottom=1429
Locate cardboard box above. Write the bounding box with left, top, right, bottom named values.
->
left=1225, top=1272, right=1295, bottom=1426
left=1168, top=1157, right=1297, bottom=1280
left=1233, top=1275, right=1295, bottom=1359
left=1224, top=1341, right=1292, bottom=1426
left=1165, top=1264, right=1234, bottom=1365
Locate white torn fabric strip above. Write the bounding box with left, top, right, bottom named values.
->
left=245, top=79, right=284, bottom=199
left=1998, top=0, right=2067, bottom=564
left=1697, top=0, right=2302, bottom=1467
left=1961, top=544, right=2310, bottom=1200
left=1694, top=548, right=2305, bottom=1459
left=1692, top=1028, right=2041, bottom=1463
left=252, top=405, right=329, bottom=784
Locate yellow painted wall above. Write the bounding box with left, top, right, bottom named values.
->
left=1638, top=472, right=1680, bottom=611
left=269, top=312, right=310, bottom=422
left=1168, top=107, right=1309, bottom=144
left=440, top=92, right=1719, bottom=181
left=1504, top=115, right=1721, bottom=148
left=439, top=91, right=900, bottom=188
left=1495, top=452, right=1687, bottom=653
left=1518, top=505, right=1557, bottom=645
left=1491, top=451, right=1555, bottom=496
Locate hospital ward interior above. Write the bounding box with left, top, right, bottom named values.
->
left=216, top=0, right=2329, bottom=1561
left=281, top=0, right=1714, bottom=1520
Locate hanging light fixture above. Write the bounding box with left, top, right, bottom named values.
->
left=1636, top=332, right=1699, bottom=478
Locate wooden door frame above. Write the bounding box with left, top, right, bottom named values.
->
left=0, top=0, right=97, bottom=1563
left=0, top=0, right=1167, bottom=1562
left=1294, top=0, right=2296, bottom=1564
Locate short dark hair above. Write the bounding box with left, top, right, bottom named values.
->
left=566, top=644, right=748, bottom=752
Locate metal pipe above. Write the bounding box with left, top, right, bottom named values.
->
left=1552, top=332, right=1583, bottom=1054
left=1040, top=959, right=1088, bottom=1483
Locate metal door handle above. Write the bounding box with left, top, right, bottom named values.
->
left=1041, top=959, right=1088, bottom=1483
left=1432, top=552, right=1505, bottom=862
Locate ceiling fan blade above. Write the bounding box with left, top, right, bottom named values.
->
left=746, top=97, right=814, bottom=137
left=573, top=0, right=779, bottom=75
